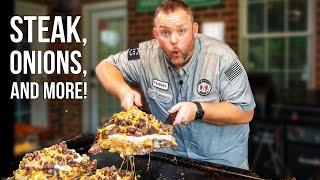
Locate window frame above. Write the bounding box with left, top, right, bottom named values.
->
left=239, top=0, right=316, bottom=90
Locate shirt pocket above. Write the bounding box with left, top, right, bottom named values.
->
left=147, top=88, right=173, bottom=109
left=147, top=88, right=173, bottom=103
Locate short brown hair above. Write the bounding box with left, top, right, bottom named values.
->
left=154, top=0, right=194, bottom=24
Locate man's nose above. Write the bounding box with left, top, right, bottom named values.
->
left=170, top=33, right=178, bottom=45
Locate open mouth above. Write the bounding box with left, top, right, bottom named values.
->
left=171, top=51, right=180, bottom=58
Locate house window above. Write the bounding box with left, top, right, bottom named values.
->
left=242, top=0, right=315, bottom=91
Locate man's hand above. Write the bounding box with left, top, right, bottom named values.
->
left=119, top=87, right=142, bottom=110
left=168, top=102, right=197, bottom=125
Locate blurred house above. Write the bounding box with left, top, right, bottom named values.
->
left=5, top=0, right=320, bottom=179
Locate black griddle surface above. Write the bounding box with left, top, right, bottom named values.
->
left=66, top=135, right=264, bottom=180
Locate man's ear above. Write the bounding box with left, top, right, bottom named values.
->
left=152, top=27, right=158, bottom=39
left=193, top=22, right=199, bottom=38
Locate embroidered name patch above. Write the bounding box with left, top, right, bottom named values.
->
left=128, top=47, right=140, bottom=60
left=224, top=61, right=243, bottom=82
left=152, top=79, right=169, bottom=91
left=197, top=79, right=211, bottom=96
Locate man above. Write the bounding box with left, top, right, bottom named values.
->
left=95, top=0, right=255, bottom=169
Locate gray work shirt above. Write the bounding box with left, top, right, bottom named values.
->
left=105, top=34, right=256, bottom=169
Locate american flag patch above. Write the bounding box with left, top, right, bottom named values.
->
left=224, top=61, right=243, bottom=82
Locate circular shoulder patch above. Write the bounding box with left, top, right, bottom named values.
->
left=197, top=79, right=212, bottom=96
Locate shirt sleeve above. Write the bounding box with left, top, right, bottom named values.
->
left=219, top=56, right=256, bottom=112
left=104, top=47, right=142, bottom=83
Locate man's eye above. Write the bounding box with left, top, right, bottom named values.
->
left=178, top=29, right=185, bottom=34
left=161, top=31, right=170, bottom=37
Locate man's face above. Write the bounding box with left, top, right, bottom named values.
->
left=153, top=9, right=198, bottom=69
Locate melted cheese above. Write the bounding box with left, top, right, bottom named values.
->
left=74, top=154, right=83, bottom=163
left=108, top=134, right=175, bottom=143
left=54, top=165, right=72, bottom=172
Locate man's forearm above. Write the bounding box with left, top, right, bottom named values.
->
left=95, top=60, right=130, bottom=99
left=201, top=102, right=254, bottom=125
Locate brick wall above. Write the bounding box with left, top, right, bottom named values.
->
left=193, top=0, right=239, bottom=53
left=128, top=0, right=239, bottom=53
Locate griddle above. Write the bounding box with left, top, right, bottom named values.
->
left=66, top=134, right=264, bottom=180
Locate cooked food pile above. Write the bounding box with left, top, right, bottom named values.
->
left=11, top=107, right=176, bottom=179
left=11, top=142, right=133, bottom=180
left=89, top=107, right=177, bottom=156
